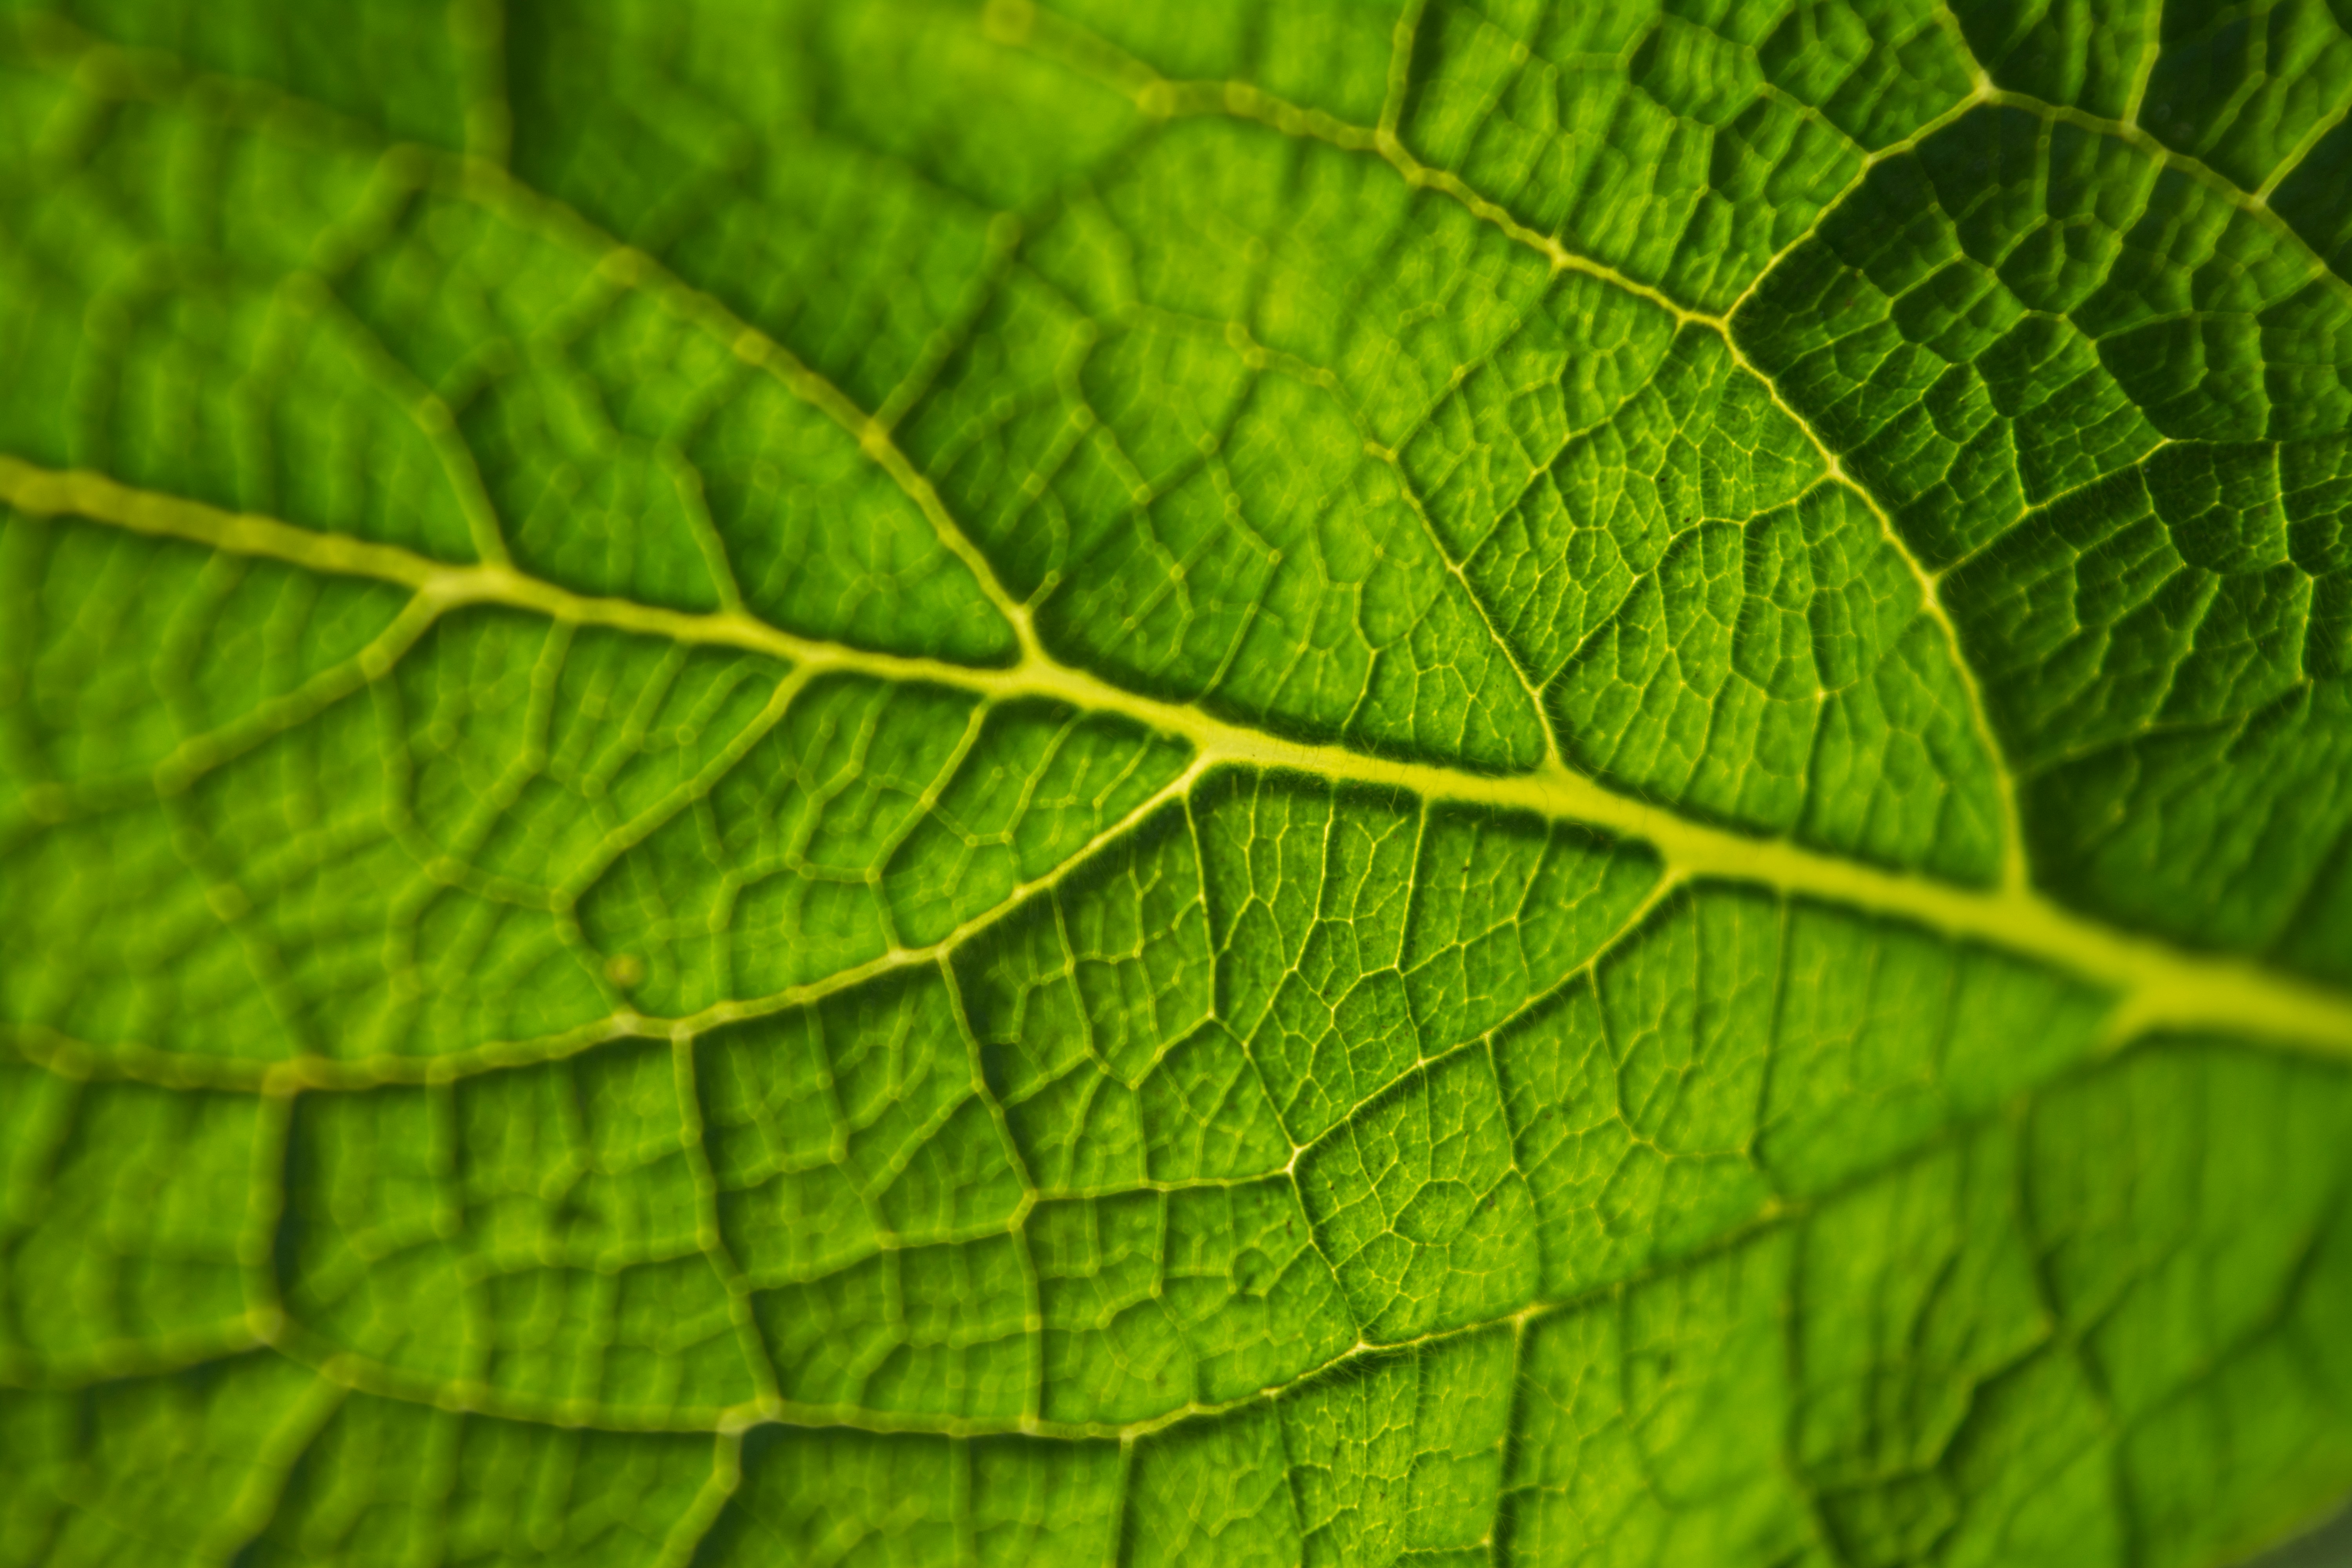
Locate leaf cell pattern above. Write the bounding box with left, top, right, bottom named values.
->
left=5, top=1, right=2352, bottom=1565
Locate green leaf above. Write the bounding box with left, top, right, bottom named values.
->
left=4, top=2, right=2352, bottom=1564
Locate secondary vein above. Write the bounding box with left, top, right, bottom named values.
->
left=989, top=1, right=2034, bottom=895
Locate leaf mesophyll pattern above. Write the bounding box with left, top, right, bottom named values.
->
left=5, top=1, right=2352, bottom=1564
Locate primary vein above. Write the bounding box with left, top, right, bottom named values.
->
left=9, top=452, right=2351, bottom=1065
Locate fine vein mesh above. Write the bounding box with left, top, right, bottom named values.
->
left=3, top=2, right=2352, bottom=1566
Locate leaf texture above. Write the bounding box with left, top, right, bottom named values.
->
left=4, top=1, right=2352, bottom=1564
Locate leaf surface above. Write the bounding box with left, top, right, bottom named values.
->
left=4, top=1, right=2352, bottom=1564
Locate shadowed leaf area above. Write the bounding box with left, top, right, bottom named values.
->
left=5, top=0, right=2352, bottom=1563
